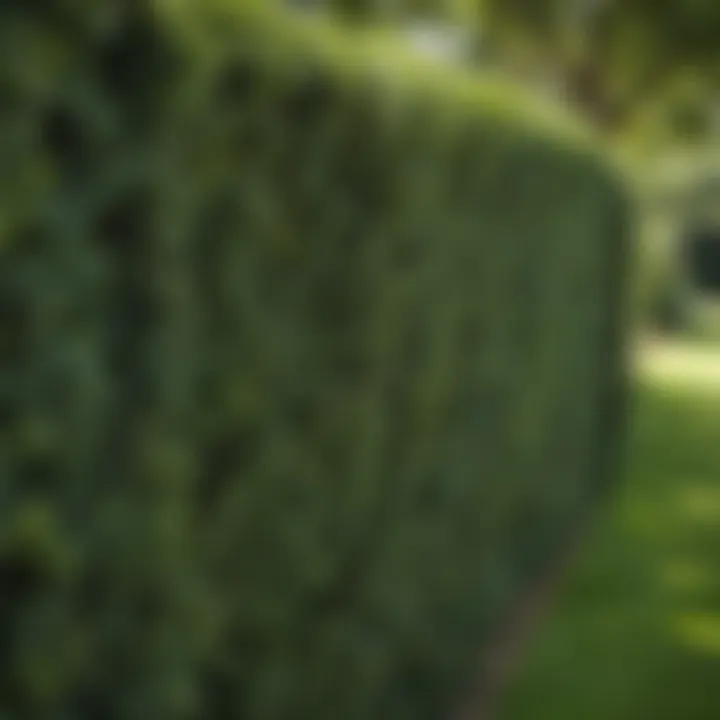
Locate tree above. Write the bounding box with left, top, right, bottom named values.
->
left=470, top=0, right=720, bottom=134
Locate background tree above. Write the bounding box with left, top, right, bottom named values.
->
left=468, top=0, right=720, bottom=135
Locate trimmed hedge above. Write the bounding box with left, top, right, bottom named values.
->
left=0, top=2, right=629, bottom=719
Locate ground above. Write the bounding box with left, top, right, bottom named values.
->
left=636, top=336, right=720, bottom=389
left=496, top=340, right=720, bottom=720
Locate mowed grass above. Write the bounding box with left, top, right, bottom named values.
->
left=498, top=376, right=720, bottom=720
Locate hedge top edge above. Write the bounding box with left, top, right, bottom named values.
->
left=160, top=0, right=620, bottom=175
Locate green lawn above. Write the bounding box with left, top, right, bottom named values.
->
left=499, top=377, right=720, bottom=720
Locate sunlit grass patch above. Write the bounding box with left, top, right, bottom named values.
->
left=660, top=560, right=713, bottom=596
left=675, top=485, right=720, bottom=524
left=500, top=375, right=720, bottom=720
left=671, top=612, right=720, bottom=656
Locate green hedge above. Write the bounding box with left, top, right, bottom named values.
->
left=0, top=2, right=630, bottom=718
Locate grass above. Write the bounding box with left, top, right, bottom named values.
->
left=498, top=376, right=720, bottom=720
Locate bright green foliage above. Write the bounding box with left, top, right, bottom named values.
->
left=0, top=2, right=629, bottom=719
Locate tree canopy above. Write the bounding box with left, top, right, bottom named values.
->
left=477, top=0, right=720, bottom=130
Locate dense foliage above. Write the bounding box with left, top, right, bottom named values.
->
left=0, top=1, right=629, bottom=718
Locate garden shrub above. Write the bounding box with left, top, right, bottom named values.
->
left=0, top=2, right=630, bottom=718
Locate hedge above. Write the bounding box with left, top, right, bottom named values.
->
left=0, top=2, right=630, bottom=719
